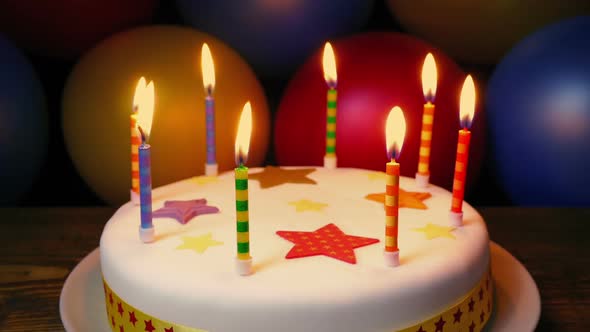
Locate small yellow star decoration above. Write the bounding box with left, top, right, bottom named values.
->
left=191, top=176, right=219, bottom=185
left=176, top=233, right=223, bottom=253
left=288, top=199, right=329, bottom=212
left=413, top=223, right=456, bottom=240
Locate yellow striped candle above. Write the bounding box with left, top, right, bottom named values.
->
left=322, top=42, right=338, bottom=169
left=384, top=106, right=406, bottom=267
left=130, top=78, right=146, bottom=204
left=235, top=102, right=253, bottom=276
left=450, top=75, right=476, bottom=227
left=416, top=53, right=437, bottom=187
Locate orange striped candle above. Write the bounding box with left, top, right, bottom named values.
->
left=416, top=53, right=437, bottom=187
left=384, top=106, right=406, bottom=267
left=130, top=78, right=146, bottom=205
left=450, top=75, right=476, bottom=226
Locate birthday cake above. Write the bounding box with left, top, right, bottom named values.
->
left=100, top=166, right=493, bottom=332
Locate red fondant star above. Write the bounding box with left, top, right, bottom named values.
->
left=144, top=320, right=155, bottom=332
left=119, top=326, right=125, bottom=332
left=434, top=316, right=446, bottom=332
left=108, top=292, right=114, bottom=305
left=164, top=327, right=174, bottom=332
left=111, top=315, right=115, bottom=327
left=276, top=223, right=379, bottom=264
left=117, top=302, right=124, bottom=316
left=479, top=288, right=484, bottom=301
left=468, top=297, right=475, bottom=312
left=453, top=307, right=463, bottom=323
left=416, top=326, right=426, bottom=332
left=129, top=311, right=137, bottom=326
left=480, top=310, right=485, bottom=323
left=469, top=321, right=476, bottom=332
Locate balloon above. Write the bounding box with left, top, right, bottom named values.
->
left=0, top=35, right=48, bottom=204
left=487, top=17, right=590, bottom=206
left=0, top=0, right=158, bottom=58
left=386, top=0, right=590, bottom=64
left=275, top=32, right=485, bottom=193
left=176, top=0, right=374, bottom=77
left=63, top=26, right=270, bottom=206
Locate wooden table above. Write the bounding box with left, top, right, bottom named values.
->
left=1, top=207, right=588, bottom=331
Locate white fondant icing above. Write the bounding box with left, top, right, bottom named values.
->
left=101, top=167, right=490, bottom=332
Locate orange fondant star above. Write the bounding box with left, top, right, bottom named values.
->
left=249, top=166, right=317, bottom=189
left=365, top=189, right=432, bottom=209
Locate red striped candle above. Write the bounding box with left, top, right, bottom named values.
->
left=450, top=75, right=476, bottom=226
left=384, top=106, right=406, bottom=267
left=416, top=53, right=437, bottom=187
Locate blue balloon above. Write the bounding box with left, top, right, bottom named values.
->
left=487, top=16, right=590, bottom=206
left=176, top=0, right=374, bottom=77
left=0, top=35, right=47, bottom=204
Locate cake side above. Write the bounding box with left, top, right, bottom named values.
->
left=100, top=167, right=491, bottom=332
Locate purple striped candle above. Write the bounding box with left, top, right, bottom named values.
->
left=139, top=143, right=154, bottom=242
left=205, top=95, right=216, bottom=164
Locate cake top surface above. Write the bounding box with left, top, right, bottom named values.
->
left=100, top=167, right=489, bottom=330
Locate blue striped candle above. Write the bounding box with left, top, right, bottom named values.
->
left=139, top=143, right=154, bottom=242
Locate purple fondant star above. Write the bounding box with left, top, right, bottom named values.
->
left=153, top=199, right=219, bottom=224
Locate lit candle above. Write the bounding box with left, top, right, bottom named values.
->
left=135, top=79, right=156, bottom=243
left=130, top=78, right=145, bottom=205
left=450, top=75, right=476, bottom=227
left=322, top=42, right=338, bottom=169
left=416, top=53, right=438, bottom=188
left=235, top=102, right=253, bottom=275
left=384, top=106, right=407, bottom=267
left=201, top=43, right=218, bottom=176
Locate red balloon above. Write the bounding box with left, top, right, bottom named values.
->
left=0, top=0, right=157, bottom=58
left=275, top=32, right=485, bottom=192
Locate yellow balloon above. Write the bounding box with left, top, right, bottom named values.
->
left=63, top=26, right=270, bottom=205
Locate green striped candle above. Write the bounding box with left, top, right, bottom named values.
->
left=323, top=42, right=338, bottom=169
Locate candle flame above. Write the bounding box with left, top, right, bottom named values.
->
left=422, top=53, right=437, bottom=103
left=459, top=75, right=476, bottom=129
left=322, top=42, right=337, bottom=88
left=201, top=43, right=215, bottom=94
left=385, top=106, right=407, bottom=160
left=132, top=77, right=147, bottom=111
left=235, top=102, right=252, bottom=165
left=135, top=80, right=155, bottom=141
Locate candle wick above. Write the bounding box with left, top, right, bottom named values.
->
left=327, top=81, right=337, bottom=89
left=132, top=105, right=138, bottom=114
left=206, top=85, right=213, bottom=96
left=138, top=125, right=147, bottom=144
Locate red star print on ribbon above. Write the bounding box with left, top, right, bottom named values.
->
left=276, top=223, right=379, bottom=264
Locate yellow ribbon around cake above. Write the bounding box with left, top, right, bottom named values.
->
left=102, top=268, right=493, bottom=332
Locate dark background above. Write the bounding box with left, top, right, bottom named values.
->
left=13, top=0, right=509, bottom=207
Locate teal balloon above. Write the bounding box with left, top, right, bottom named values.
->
left=0, top=35, right=48, bottom=204
left=487, top=17, right=590, bottom=206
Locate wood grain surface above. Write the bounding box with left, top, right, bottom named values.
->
left=0, top=207, right=588, bottom=331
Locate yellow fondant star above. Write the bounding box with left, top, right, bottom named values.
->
left=413, top=223, right=456, bottom=240
left=249, top=166, right=317, bottom=189
left=367, top=171, right=387, bottom=180
left=288, top=199, right=328, bottom=212
left=176, top=233, right=223, bottom=253
left=365, top=189, right=432, bottom=210
left=191, top=176, right=219, bottom=185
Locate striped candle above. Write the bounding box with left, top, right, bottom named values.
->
left=205, top=95, right=216, bottom=165
left=235, top=165, right=250, bottom=265
left=451, top=129, right=471, bottom=214
left=130, top=111, right=140, bottom=203
left=325, top=88, right=337, bottom=158
left=417, top=102, right=434, bottom=179
left=385, top=160, right=400, bottom=254
left=449, top=75, right=476, bottom=227
left=139, top=143, right=154, bottom=242
left=384, top=106, right=406, bottom=267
